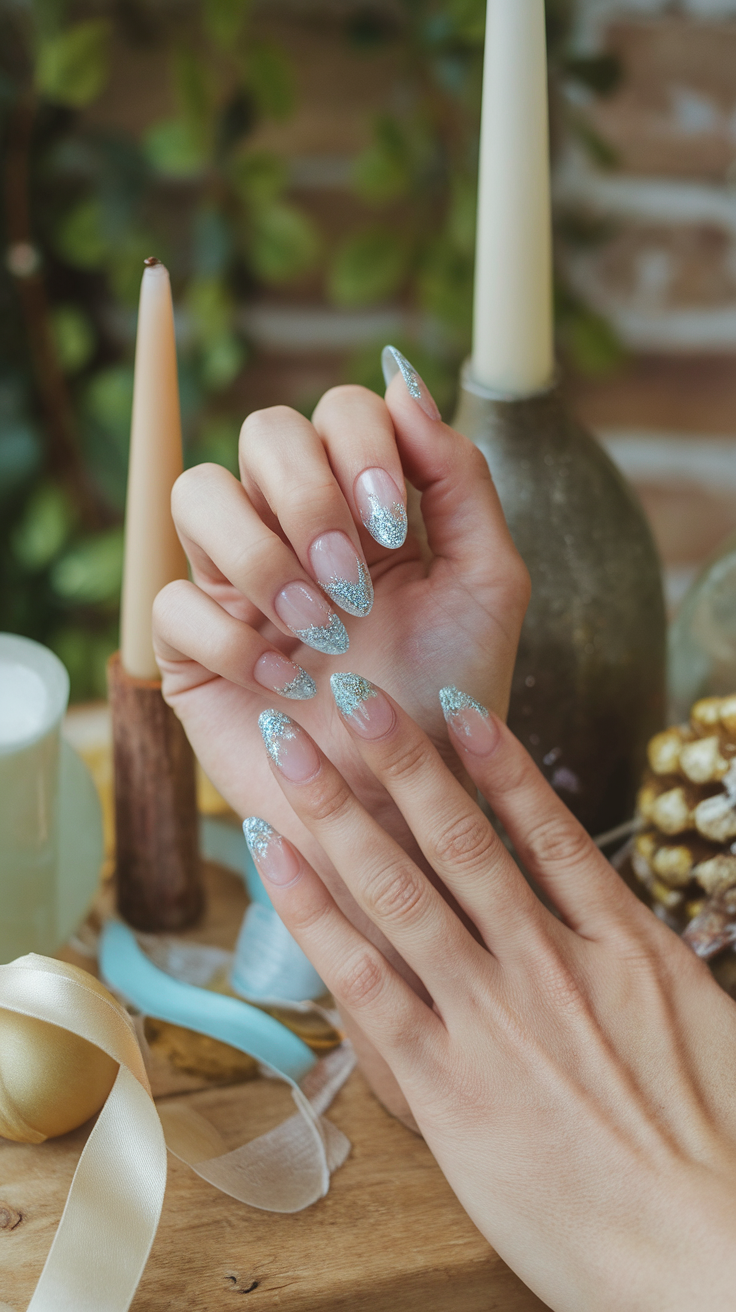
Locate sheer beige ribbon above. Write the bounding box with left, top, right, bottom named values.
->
left=0, top=955, right=355, bottom=1312
left=0, top=954, right=167, bottom=1312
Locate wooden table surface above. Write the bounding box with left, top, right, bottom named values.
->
left=0, top=864, right=550, bottom=1312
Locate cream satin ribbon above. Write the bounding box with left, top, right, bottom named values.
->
left=0, top=954, right=167, bottom=1312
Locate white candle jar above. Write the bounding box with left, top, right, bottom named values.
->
left=0, top=633, right=70, bottom=961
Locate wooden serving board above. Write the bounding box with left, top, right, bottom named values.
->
left=0, top=864, right=550, bottom=1312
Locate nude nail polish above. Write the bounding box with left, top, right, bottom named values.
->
left=331, top=673, right=396, bottom=740
left=275, top=581, right=349, bottom=655
left=258, top=709, right=321, bottom=782
left=381, top=345, right=441, bottom=421
left=243, top=817, right=302, bottom=886
left=254, top=652, right=317, bottom=700
left=354, top=468, right=408, bottom=550
left=308, top=532, right=373, bottom=618
left=439, top=686, right=498, bottom=757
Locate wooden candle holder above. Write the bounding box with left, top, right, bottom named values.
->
left=108, top=652, right=204, bottom=931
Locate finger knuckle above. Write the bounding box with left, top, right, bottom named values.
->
left=240, top=405, right=299, bottom=447
left=380, top=736, right=428, bottom=787
left=431, top=811, right=497, bottom=875
left=307, top=775, right=354, bottom=828
left=365, top=859, right=427, bottom=926
left=524, top=814, right=592, bottom=872
left=335, top=949, right=385, bottom=1011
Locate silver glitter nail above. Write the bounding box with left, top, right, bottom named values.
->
left=362, top=493, right=408, bottom=550
left=258, top=708, right=298, bottom=765
left=439, top=685, right=489, bottom=732
left=243, top=816, right=277, bottom=860
left=291, top=611, right=350, bottom=656
left=330, top=672, right=377, bottom=718
left=319, top=557, right=374, bottom=618
left=277, top=665, right=317, bottom=700
left=381, top=345, right=422, bottom=400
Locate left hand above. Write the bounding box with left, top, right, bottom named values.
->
left=245, top=675, right=736, bottom=1312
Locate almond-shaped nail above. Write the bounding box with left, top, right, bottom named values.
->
left=381, top=345, right=441, bottom=421
left=274, top=581, right=349, bottom=655
left=258, top=709, right=321, bottom=782
left=243, top=816, right=302, bottom=887
left=254, top=652, right=316, bottom=700
left=439, top=686, right=498, bottom=757
left=309, top=532, right=373, bottom=617
left=331, top=673, right=396, bottom=740
left=354, top=468, right=407, bottom=550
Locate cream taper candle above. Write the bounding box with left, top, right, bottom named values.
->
left=471, top=0, right=554, bottom=396
left=120, top=258, right=188, bottom=679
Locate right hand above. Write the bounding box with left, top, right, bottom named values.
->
left=248, top=675, right=736, bottom=1312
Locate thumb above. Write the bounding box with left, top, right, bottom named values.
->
left=382, top=347, right=526, bottom=605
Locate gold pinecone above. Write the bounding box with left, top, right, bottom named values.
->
left=632, top=695, right=736, bottom=958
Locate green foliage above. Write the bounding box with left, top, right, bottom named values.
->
left=0, top=0, right=624, bottom=701
left=35, top=20, right=110, bottom=108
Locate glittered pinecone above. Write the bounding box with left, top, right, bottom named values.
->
left=632, top=695, right=736, bottom=964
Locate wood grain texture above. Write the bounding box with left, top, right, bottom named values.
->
left=0, top=1068, right=550, bottom=1312
left=107, top=652, right=204, bottom=931
left=0, top=863, right=550, bottom=1312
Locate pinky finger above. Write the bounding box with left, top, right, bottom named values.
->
left=243, top=816, right=443, bottom=1070
left=153, top=579, right=318, bottom=703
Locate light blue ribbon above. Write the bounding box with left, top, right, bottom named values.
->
left=99, top=921, right=315, bottom=1083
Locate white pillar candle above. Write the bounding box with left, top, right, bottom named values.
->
left=471, top=0, right=554, bottom=397
left=0, top=633, right=69, bottom=962
left=120, top=259, right=188, bottom=680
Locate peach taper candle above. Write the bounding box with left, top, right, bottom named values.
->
left=109, top=258, right=203, bottom=932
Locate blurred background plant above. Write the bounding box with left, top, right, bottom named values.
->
left=0, top=0, right=623, bottom=700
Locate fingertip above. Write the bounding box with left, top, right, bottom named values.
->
left=439, top=686, right=501, bottom=759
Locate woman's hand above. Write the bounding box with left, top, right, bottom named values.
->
left=245, top=677, right=736, bottom=1312
left=152, top=352, right=529, bottom=1121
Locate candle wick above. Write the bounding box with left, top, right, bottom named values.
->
left=143, top=256, right=162, bottom=267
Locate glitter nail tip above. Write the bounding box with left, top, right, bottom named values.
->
left=320, top=558, right=374, bottom=618
left=381, top=345, right=421, bottom=400
left=330, top=672, right=377, bottom=718
left=362, top=494, right=408, bottom=550
left=278, top=666, right=318, bottom=700
left=258, top=708, right=298, bottom=765
left=292, top=611, right=350, bottom=656
left=439, top=685, right=490, bottom=723
left=243, top=816, right=277, bottom=860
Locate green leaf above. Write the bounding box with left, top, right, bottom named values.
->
left=562, top=310, right=625, bottom=377
left=247, top=43, right=295, bottom=122
left=230, top=151, right=286, bottom=206
left=144, top=117, right=208, bottom=178
left=55, top=197, right=108, bottom=269
left=186, top=276, right=231, bottom=344
left=204, top=0, right=250, bottom=49
left=173, top=47, right=212, bottom=129
left=328, top=227, right=409, bottom=307
left=563, top=53, right=622, bottom=98
left=249, top=203, right=320, bottom=283
left=0, top=425, right=41, bottom=496
left=191, top=415, right=240, bottom=473
left=83, top=365, right=134, bottom=440
left=200, top=336, right=246, bottom=390
left=417, top=238, right=474, bottom=334
left=11, top=484, right=74, bottom=571
left=35, top=20, right=110, bottom=108
left=447, top=176, right=477, bottom=256
left=352, top=115, right=411, bottom=204
left=51, top=304, right=95, bottom=373
left=51, top=528, right=124, bottom=605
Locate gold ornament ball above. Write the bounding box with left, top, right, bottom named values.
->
left=0, top=967, right=119, bottom=1143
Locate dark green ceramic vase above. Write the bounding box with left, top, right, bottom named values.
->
left=453, top=365, right=666, bottom=836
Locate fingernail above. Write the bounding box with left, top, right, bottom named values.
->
left=354, top=468, right=408, bottom=550
left=243, top=816, right=302, bottom=887
left=331, top=673, right=396, bottom=740
left=258, top=709, right=321, bottom=782
left=255, top=652, right=317, bottom=701
left=275, top=581, right=350, bottom=655
left=439, top=686, right=498, bottom=757
left=381, top=346, right=441, bottom=421
left=309, top=532, right=373, bottom=618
